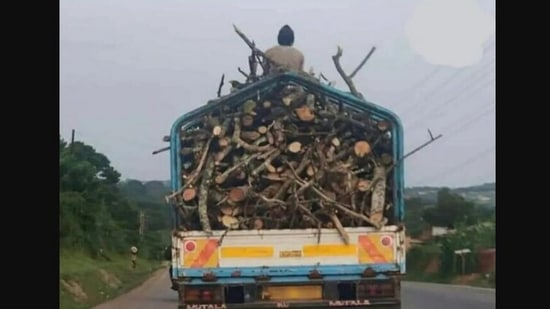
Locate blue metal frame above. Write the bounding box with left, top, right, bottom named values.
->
left=170, top=72, right=405, bottom=221
left=168, top=73, right=406, bottom=281
left=174, top=263, right=399, bottom=285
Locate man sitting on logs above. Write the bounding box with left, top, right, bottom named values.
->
left=263, top=25, right=305, bottom=74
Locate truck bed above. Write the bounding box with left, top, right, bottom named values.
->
left=171, top=226, right=406, bottom=282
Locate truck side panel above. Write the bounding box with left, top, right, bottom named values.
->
left=171, top=226, right=405, bottom=280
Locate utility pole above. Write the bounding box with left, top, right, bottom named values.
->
left=71, top=129, right=75, bottom=145
left=138, top=211, right=145, bottom=239
left=454, top=249, right=472, bottom=274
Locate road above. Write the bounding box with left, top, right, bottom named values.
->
left=93, top=269, right=495, bottom=309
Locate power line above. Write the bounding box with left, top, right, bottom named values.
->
left=403, top=58, right=495, bottom=119
left=399, top=69, right=465, bottom=116
left=444, top=104, right=495, bottom=137
left=416, top=145, right=495, bottom=185
left=428, top=59, right=494, bottom=105
left=406, top=77, right=495, bottom=133
left=391, top=67, right=442, bottom=108
left=426, top=77, right=495, bottom=118
left=402, top=57, right=495, bottom=118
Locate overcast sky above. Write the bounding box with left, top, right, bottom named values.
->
left=60, top=0, right=495, bottom=188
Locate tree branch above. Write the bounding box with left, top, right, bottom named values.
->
left=217, top=74, right=225, bottom=97
left=331, top=46, right=376, bottom=99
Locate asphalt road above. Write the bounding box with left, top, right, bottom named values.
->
left=93, top=269, right=495, bottom=309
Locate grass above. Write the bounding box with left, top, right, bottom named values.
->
left=60, top=250, right=165, bottom=309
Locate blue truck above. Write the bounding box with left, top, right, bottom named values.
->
left=167, top=72, right=406, bottom=309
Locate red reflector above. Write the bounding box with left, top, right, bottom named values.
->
left=201, top=290, right=212, bottom=300
left=381, top=236, right=392, bottom=246
left=185, top=241, right=196, bottom=252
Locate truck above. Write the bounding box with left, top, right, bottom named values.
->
left=167, top=72, right=406, bottom=309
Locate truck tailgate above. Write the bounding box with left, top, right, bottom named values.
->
left=173, top=226, right=405, bottom=276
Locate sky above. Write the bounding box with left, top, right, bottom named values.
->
left=60, top=0, right=496, bottom=188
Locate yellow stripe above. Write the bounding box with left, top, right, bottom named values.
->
left=302, top=244, right=357, bottom=257
left=220, top=246, right=274, bottom=258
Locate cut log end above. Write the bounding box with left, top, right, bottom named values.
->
left=266, top=163, right=277, bottom=174
left=229, top=187, right=248, bottom=203
left=288, top=141, right=302, bottom=154
left=214, top=175, right=226, bottom=185
left=356, top=179, right=371, bottom=192
left=354, top=141, right=371, bottom=158
left=258, top=126, right=268, bottom=135
left=253, top=218, right=264, bottom=230
left=306, top=165, right=316, bottom=177
left=212, top=126, right=222, bottom=136
left=295, top=106, right=315, bottom=122
left=377, top=120, right=391, bottom=132
left=220, top=204, right=242, bottom=216
left=182, top=188, right=197, bottom=202
left=221, top=215, right=240, bottom=229
left=282, top=96, right=293, bottom=106
left=218, top=137, right=230, bottom=148
left=242, top=115, right=255, bottom=127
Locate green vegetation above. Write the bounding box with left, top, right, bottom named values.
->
left=60, top=251, right=164, bottom=309
left=405, top=183, right=495, bottom=208
left=404, top=187, right=496, bottom=288
left=60, top=137, right=171, bottom=308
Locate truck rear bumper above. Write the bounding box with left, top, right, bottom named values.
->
left=180, top=299, right=400, bottom=309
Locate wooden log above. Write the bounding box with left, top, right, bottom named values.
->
left=242, top=115, right=255, bottom=127
left=221, top=215, right=240, bottom=229
left=173, top=72, right=398, bottom=232
left=218, top=137, right=230, bottom=148
left=295, top=106, right=315, bottom=122
left=258, top=126, right=268, bottom=135
left=354, top=141, right=371, bottom=158
left=356, top=179, right=371, bottom=192
left=182, top=187, right=197, bottom=202
left=329, top=211, right=349, bottom=245
left=241, top=131, right=261, bottom=142
left=288, top=141, right=302, bottom=154
left=198, top=155, right=215, bottom=234
left=370, top=165, right=386, bottom=224
left=229, top=186, right=249, bottom=203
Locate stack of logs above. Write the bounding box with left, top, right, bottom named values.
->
left=171, top=84, right=396, bottom=243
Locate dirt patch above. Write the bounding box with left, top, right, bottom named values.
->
left=61, top=279, right=88, bottom=302
left=424, top=257, right=441, bottom=274
left=452, top=273, right=482, bottom=285
left=99, top=269, right=122, bottom=289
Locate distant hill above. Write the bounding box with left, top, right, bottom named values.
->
left=117, top=179, right=172, bottom=232
left=405, top=182, right=495, bottom=207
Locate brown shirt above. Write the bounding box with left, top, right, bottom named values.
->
left=263, top=45, right=305, bottom=74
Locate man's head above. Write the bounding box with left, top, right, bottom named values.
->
left=277, top=25, right=295, bottom=46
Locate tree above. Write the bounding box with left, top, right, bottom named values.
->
left=422, top=188, right=477, bottom=227
left=60, top=137, right=130, bottom=254
left=404, top=197, right=430, bottom=237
